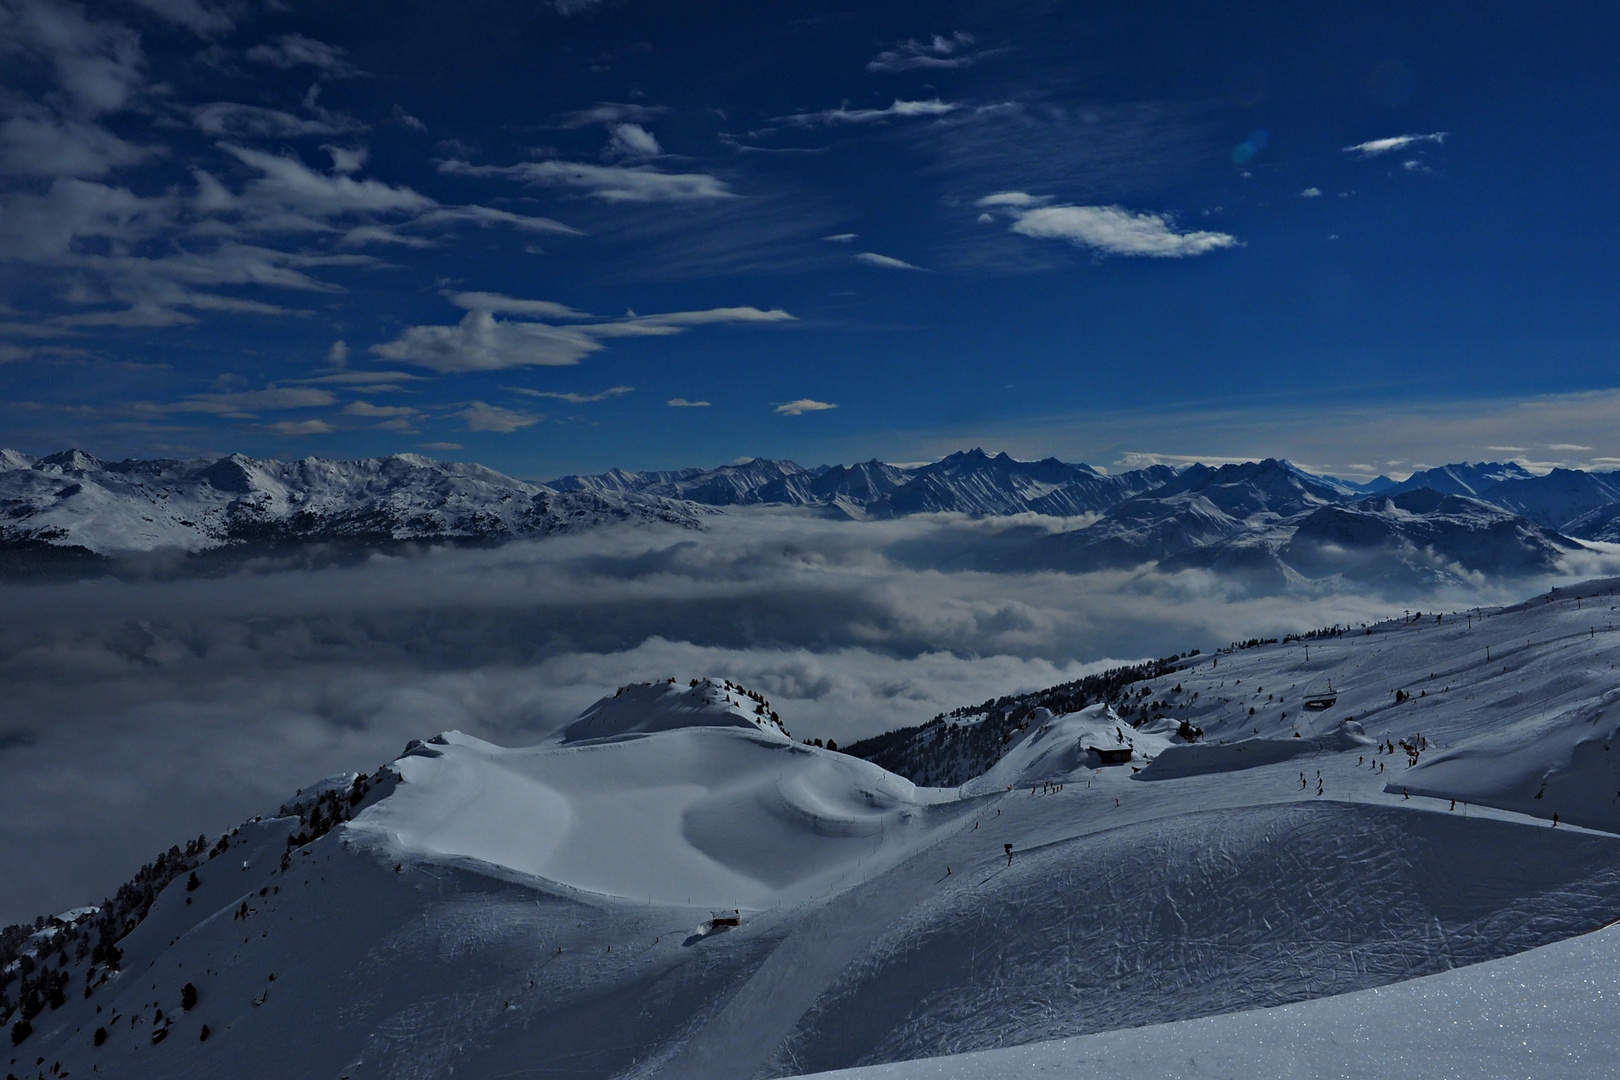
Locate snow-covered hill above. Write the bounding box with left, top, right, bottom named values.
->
left=7, top=582, right=1620, bottom=1079
left=0, top=449, right=703, bottom=560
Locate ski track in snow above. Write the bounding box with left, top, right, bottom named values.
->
left=10, top=581, right=1620, bottom=1080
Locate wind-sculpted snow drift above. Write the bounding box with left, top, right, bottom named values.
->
left=7, top=583, right=1620, bottom=1080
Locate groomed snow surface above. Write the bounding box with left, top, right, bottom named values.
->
left=12, top=586, right=1620, bottom=1080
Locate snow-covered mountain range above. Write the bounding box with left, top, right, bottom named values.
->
left=6, top=581, right=1620, bottom=1079
left=0, top=449, right=703, bottom=561
left=4, top=447, right=1615, bottom=587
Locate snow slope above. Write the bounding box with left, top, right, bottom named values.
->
left=9, top=584, right=1620, bottom=1080
left=790, top=918, right=1620, bottom=1079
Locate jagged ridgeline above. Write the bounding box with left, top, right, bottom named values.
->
left=844, top=653, right=1199, bottom=786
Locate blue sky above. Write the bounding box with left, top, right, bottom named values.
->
left=2, top=0, right=1618, bottom=480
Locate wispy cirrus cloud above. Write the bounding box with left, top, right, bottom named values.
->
left=410, top=204, right=581, bottom=236
left=867, top=32, right=994, bottom=73
left=667, top=397, right=710, bottom=407
left=776, top=99, right=961, bottom=127
left=126, top=0, right=239, bottom=36
left=1341, top=132, right=1447, bottom=157
left=439, top=157, right=733, bottom=202
left=449, top=292, right=593, bottom=319
left=245, top=34, right=366, bottom=78
left=559, top=102, right=670, bottom=129
left=191, top=102, right=363, bottom=139
left=856, top=251, right=926, bottom=271
left=509, top=385, right=633, bottom=404
left=264, top=417, right=335, bottom=435
left=0, top=110, right=150, bottom=178
left=978, top=193, right=1238, bottom=258
left=341, top=400, right=417, bottom=418
left=132, top=386, right=338, bottom=418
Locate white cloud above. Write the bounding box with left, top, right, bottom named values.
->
left=1342, top=132, right=1447, bottom=157
left=1005, top=204, right=1239, bottom=258
left=550, top=0, right=608, bottom=13
left=220, top=143, right=435, bottom=219
left=419, top=441, right=462, bottom=450
left=777, top=99, right=961, bottom=127
left=1547, top=444, right=1594, bottom=452
left=458, top=400, right=541, bottom=432
left=0, top=13, right=576, bottom=335
left=440, top=158, right=733, bottom=202
left=1115, top=451, right=1259, bottom=469
left=325, top=144, right=368, bottom=174
left=449, top=292, right=593, bottom=319
left=560, top=102, right=670, bottom=129
left=0, top=0, right=153, bottom=186
left=191, top=102, right=361, bottom=138
left=264, top=418, right=335, bottom=435
left=326, top=340, right=349, bottom=365
left=822, top=233, right=857, bottom=242
left=125, top=0, right=237, bottom=35
left=5, top=0, right=146, bottom=116
left=510, top=385, right=633, bottom=404
left=776, top=399, right=837, bottom=416
left=299, top=370, right=422, bottom=387
left=411, top=205, right=582, bottom=235
left=607, top=122, right=662, bottom=159
left=613, top=306, right=795, bottom=331
left=867, top=32, right=980, bottom=73
left=373, top=311, right=603, bottom=372
left=245, top=34, right=364, bottom=78
left=0, top=110, right=149, bottom=177
left=975, top=191, right=1051, bottom=209
left=341, top=401, right=416, bottom=418
left=372, top=303, right=793, bottom=373
left=667, top=398, right=710, bottom=407
left=154, top=386, right=338, bottom=415
left=856, top=251, right=926, bottom=271
left=1300, top=187, right=1322, bottom=198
